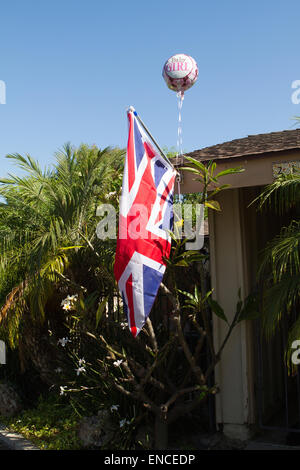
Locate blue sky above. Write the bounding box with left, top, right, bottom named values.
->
left=1, top=0, right=300, bottom=177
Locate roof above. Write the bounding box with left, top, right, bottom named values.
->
left=185, top=128, right=300, bottom=161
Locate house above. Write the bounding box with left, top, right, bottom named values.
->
left=180, top=128, right=300, bottom=440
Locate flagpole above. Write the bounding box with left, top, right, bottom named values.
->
left=128, top=106, right=176, bottom=170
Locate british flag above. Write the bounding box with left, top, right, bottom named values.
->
left=114, top=108, right=176, bottom=337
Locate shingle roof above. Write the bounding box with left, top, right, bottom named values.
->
left=185, top=128, right=300, bottom=161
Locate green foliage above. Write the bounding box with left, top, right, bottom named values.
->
left=253, top=169, right=300, bottom=350
left=235, top=290, right=260, bottom=323
left=1, top=394, right=81, bottom=450
left=251, top=170, right=300, bottom=215
left=181, top=157, right=244, bottom=206
left=207, top=297, right=228, bottom=324
left=0, top=143, right=125, bottom=349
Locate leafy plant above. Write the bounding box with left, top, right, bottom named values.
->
left=251, top=169, right=300, bottom=341
left=0, top=143, right=124, bottom=381
left=1, top=393, right=82, bottom=450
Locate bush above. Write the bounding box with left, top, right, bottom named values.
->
left=1, top=393, right=82, bottom=450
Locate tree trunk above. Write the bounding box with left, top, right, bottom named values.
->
left=154, top=414, right=168, bottom=450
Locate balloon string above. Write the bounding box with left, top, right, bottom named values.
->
left=176, top=91, right=184, bottom=201
left=176, top=91, right=184, bottom=157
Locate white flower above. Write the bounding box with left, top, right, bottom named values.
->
left=62, top=302, right=72, bottom=311
left=113, top=359, right=123, bottom=367
left=75, top=366, right=86, bottom=376
left=78, top=358, right=86, bottom=367
left=120, top=322, right=128, bottom=330
left=58, top=337, right=71, bottom=347
left=105, top=191, right=117, bottom=200
left=55, top=367, right=63, bottom=374
left=60, top=386, right=67, bottom=396
left=110, top=404, right=119, bottom=412
left=119, top=419, right=130, bottom=428
left=61, top=294, right=78, bottom=311
left=63, top=294, right=78, bottom=303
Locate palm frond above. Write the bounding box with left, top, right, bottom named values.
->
left=0, top=143, right=124, bottom=347
left=258, top=220, right=300, bottom=281
left=251, top=171, right=300, bottom=214
left=261, top=275, right=300, bottom=338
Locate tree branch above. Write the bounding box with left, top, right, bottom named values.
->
left=160, top=282, right=206, bottom=386
left=161, top=385, right=203, bottom=413
left=146, top=317, right=158, bottom=354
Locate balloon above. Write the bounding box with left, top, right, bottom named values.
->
left=162, top=53, right=198, bottom=94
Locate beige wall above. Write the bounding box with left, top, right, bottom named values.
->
left=179, top=150, right=300, bottom=194
left=209, top=188, right=254, bottom=439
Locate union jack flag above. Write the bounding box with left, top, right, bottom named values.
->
left=114, top=108, right=176, bottom=337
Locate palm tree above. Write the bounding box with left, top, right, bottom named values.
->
left=0, top=143, right=124, bottom=380
left=253, top=168, right=300, bottom=350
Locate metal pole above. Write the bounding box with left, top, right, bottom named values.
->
left=127, top=106, right=176, bottom=170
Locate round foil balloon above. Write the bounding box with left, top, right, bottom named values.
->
left=162, top=53, right=198, bottom=93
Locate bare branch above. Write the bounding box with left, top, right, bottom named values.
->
left=172, top=312, right=206, bottom=386
left=168, top=385, right=218, bottom=423
left=146, top=317, right=158, bottom=353
left=161, top=385, right=203, bottom=413
left=161, top=282, right=206, bottom=386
